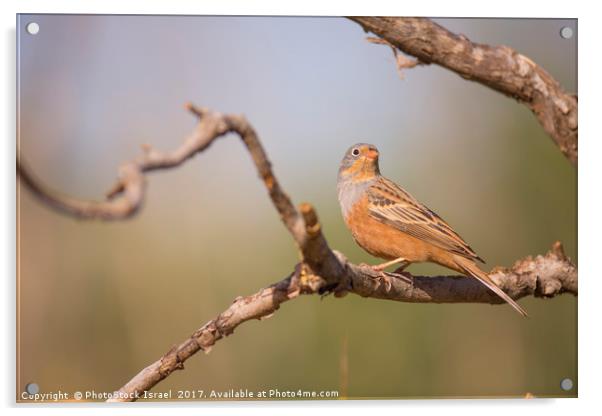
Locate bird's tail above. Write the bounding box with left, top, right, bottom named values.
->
left=455, top=257, right=528, bottom=317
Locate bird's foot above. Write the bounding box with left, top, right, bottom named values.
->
left=376, top=272, right=392, bottom=291
left=358, top=263, right=413, bottom=291
left=383, top=270, right=414, bottom=285
left=363, top=267, right=393, bottom=291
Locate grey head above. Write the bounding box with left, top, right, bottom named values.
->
left=337, top=143, right=381, bottom=220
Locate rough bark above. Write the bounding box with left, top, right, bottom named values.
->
left=18, top=102, right=577, bottom=402
left=349, top=17, right=578, bottom=165
left=106, top=242, right=575, bottom=402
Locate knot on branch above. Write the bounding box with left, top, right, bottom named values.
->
left=193, top=322, right=221, bottom=355
left=159, top=345, right=185, bottom=378
left=299, top=202, right=321, bottom=237
left=520, top=242, right=576, bottom=298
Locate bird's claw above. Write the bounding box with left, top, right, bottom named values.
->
left=384, top=271, right=414, bottom=285
left=380, top=273, right=393, bottom=291
left=364, top=269, right=392, bottom=291
left=358, top=263, right=413, bottom=291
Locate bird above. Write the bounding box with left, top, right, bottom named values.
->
left=337, top=143, right=527, bottom=317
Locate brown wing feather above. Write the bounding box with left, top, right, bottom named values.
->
left=367, top=176, right=484, bottom=263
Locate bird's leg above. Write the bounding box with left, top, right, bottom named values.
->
left=382, top=260, right=413, bottom=285
left=359, top=258, right=411, bottom=291
left=372, top=257, right=408, bottom=272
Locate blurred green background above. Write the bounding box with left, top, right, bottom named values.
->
left=17, top=16, right=577, bottom=401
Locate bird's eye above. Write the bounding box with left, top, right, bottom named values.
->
left=351, top=148, right=360, bottom=157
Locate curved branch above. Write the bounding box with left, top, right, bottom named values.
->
left=18, top=104, right=304, bottom=233
left=348, top=17, right=578, bottom=165
left=16, top=104, right=344, bottom=285
left=16, top=103, right=577, bottom=401
left=17, top=158, right=146, bottom=219
left=107, top=240, right=576, bottom=402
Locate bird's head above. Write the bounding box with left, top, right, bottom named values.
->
left=338, top=143, right=380, bottom=182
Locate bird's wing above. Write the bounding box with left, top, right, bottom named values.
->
left=367, top=176, right=484, bottom=262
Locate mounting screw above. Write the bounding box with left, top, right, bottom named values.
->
left=560, top=378, right=574, bottom=391
left=560, top=27, right=573, bottom=40
left=26, top=22, right=40, bottom=35
left=25, top=383, right=39, bottom=394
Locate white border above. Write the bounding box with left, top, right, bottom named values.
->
left=3, top=1, right=598, bottom=415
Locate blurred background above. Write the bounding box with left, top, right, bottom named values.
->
left=17, top=16, right=577, bottom=400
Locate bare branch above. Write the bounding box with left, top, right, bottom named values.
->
left=17, top=158, right=146, bottom=219
left=342, top=241, right=577, bottom=303
left=16, top=103, right=577, bottom=401
left=349, top=17, right=578, bottom=165
left=107, top=241, right=576, bottom=402
left=18, top=103, right=305, bottom=232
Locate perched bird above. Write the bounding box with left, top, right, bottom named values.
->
left=337, top=143, right=527, bottom=317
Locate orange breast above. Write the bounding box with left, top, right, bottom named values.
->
left=345, top=195, right=440, bottom=263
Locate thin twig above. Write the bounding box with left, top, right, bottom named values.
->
left=366, top=36, right=424, bottom=79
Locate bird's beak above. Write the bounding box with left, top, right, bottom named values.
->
left=366, top=149, right=379, bottom=160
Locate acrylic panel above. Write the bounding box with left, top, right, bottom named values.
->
left=17, top=15, right=577, bottom=402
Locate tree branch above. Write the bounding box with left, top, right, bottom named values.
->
left=17, top=103, right=577, bottom=402
left=17, top=158, right=146, bottom=219
left=348, top=17, right=578, bottom=165
left=107, top=240, right=575, bottom=402
left=343, top=241, right=577, bottom=304
left=18, top=104, right=303, bottom=230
